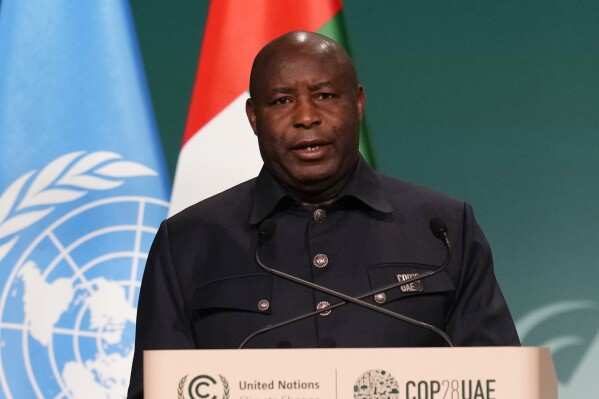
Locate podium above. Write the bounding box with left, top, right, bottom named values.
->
left=144, top=347, right=556, bottom=399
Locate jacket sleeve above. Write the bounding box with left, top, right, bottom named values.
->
left=127, top=220, right=197, bottom=399
left=445, top=203, right=521, bottom=346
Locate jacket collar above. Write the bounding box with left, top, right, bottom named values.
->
left=249, top=156, right=393, bottom=225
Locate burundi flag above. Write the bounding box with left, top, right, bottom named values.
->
left=0, top=1, right=169, bottom=398
left=169, top=0, right=375, bottom=215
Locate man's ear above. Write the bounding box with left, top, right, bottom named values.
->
left=246, top=98, right=258, bottom=136
left=356, top=85, right=365, bottom=121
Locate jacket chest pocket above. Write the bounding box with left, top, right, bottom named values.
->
left=190, top=274, right=273, bottom=314
left=188, top=274, right=274, bottom=348
left=366, top=263, right=455, bottom=305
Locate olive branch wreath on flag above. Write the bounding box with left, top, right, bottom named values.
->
left=0, top=151, right=157, bottom=263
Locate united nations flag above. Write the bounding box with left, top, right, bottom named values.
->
left=0, top=1, right=169, bottom=397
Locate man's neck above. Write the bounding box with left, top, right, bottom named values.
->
left=287, top=168, right=357, bottom=205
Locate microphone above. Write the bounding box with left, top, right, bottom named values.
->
left=259, top=218, right=277, bottom=243
left=238, top=218, right=453, bottom=348
left=430, top=217, right=450, bottom=245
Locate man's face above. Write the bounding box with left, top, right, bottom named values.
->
left=246, top=47, right=364, bottom=200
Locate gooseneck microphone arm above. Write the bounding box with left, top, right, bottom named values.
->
left=238, top=218, right=453, bottom=348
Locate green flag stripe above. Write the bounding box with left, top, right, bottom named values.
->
left=317, top=12, right=377, bottom=169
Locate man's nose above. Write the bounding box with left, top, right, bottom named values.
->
left=292, top=98, right=321, bottom=129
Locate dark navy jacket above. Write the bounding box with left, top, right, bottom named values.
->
left=128, top=159, right=519, bottom=398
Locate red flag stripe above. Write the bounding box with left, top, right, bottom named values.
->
left=182, top=1, right=343, bottom=145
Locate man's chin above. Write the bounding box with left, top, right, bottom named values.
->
left=290, top=170, right=336, bottom=188
left=287, top=172, right=346, bottom=198
left=290, top=161, right=339, bottom=181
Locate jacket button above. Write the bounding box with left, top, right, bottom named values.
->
left=316, top=301, right=331, bottom=316
left=257, top=299, right=270, bottom=311
left=313, top=208, right=327, bottom=223
left=313, top=253, right=329, bottom=268
left=374, top=292, right=386, bottom=304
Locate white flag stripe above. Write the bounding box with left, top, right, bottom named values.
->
left=169, top=93, right=263, bottom=216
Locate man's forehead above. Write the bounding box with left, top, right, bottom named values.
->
left=258, top=49, right=341, bottom=80
left=256, top=33, right=346, bottom=78
left=249, top=31, right=356, bottom=98
left=266, top=45, right=338, bottom=69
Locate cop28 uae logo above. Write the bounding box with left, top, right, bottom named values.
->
left=178, top=374, right=230, bottom=399
left=0, top=151, right=168, bottom=397
left=354, top=369, right=399, bottom=399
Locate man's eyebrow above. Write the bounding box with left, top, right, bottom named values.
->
left=270, top=87, right=293, bottom=94
left=309, top=81, right=332, bottom=91
left=269, top=82, right=333, bottom=94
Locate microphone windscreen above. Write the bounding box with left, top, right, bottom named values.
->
left=429, top=217, right=448, bottom=239
left=259, top=219, right=277, bottom=242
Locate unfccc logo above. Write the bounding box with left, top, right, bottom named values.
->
left=178, top=374, right=230, bottom=399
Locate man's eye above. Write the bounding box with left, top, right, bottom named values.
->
left=273, top=97, right=291, bottom=105
left=316, top=93, right=334, bottom=101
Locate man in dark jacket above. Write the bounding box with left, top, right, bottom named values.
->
left=128, top=31, right=519, bottom=398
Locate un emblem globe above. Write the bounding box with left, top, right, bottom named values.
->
left=0, top=196, right=168, bottom=398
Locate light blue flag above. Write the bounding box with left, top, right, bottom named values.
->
left=0, top=1, right=170, bottom=397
